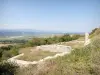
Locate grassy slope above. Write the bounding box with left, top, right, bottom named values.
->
left=90, top=28, right=100, bottom=38
left=16, top=28, right=100, bottom=75
left=18, top=50, right=57, bottom=61
left=58, top=40, right=84, bottom=49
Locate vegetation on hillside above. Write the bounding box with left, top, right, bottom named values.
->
left=0, top=28, right=99, bottom=75
left=0, top=45, right=19, bottom=61
left=90, top=28, right=100, bottom=38
left=0, top=34, right=80, bottom=75
left=15, top=36, right=100, bottom=75
left=0, top=34, right=80, bottom=45
left=0, top=34, right=80, bottom=61
left=1, top=28, right=99, bottom=75
left=15, top=28, right=100, bottom=75
left=0, top=39, right=28, bottom=44
left=0, top=61, right=19, bottom=75
left=24, top=34, right=80, bottom=47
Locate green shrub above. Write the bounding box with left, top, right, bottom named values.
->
left=0, top=61, right=19, bottom=75
left=0, top=45, right=19, bottom=61
left=26, top=34, right=80, bottom=47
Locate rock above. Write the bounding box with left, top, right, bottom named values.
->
left=36, top=45, right=72, bottom=52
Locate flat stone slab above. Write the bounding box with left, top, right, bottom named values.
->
left=36, top=45, right=72, bottom=52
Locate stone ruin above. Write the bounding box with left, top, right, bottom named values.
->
left=8, top=33, right=91, bottom=67
left=36, top=44, right=72, bottom=52
left=84, top=33, right=90, bottom=45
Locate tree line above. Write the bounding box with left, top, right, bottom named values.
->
left=24, top=34, right=80, bottom=47
left=0, top=39, right=28, bottom=44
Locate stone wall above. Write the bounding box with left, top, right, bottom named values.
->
left=8, top=45, right=72, bottom=67
left=84, top=33, right=91, bottom=45
left=36, top=44, right=72, bottom=52
left=8, top=52, right=71, bottom=67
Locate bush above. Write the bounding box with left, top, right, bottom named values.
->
left=0, top=61, right=19, bottom=75
left=26, top=34, right=80, bottom=47
left=0, top=45, right=19, bottom=61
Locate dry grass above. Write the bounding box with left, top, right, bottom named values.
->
left=18, top=47, right=57, bottom=61
left=57, top=36, right=85, bottom=49
left=77, top=36, right=85, bottom=41
left=19, top=47, right=34, bottom=54
left=59, top=40, right=84, bottom=49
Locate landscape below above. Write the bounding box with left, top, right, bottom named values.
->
left=0, top=28, right=100, bottom=75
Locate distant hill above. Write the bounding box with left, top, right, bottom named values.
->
left=0, top=29, right=58, bottom=37
left=0, top=29, right=34, bottom=37
left=0, top=29, right=84, bottom=37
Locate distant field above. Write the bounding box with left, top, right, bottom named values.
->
left=0, top=36, right=33, bottom=40
left=0, top=34, right=63, bottom=41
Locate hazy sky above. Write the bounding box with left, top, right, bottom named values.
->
left=0, top=0, right=100, bottom=32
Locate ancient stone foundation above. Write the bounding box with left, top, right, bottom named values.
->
left=36, top=45, right=72, bottom=52
left=8, top=45, right=72, bottom=67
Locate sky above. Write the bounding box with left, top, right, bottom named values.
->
left=0, top=0, right=100, bottom=32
